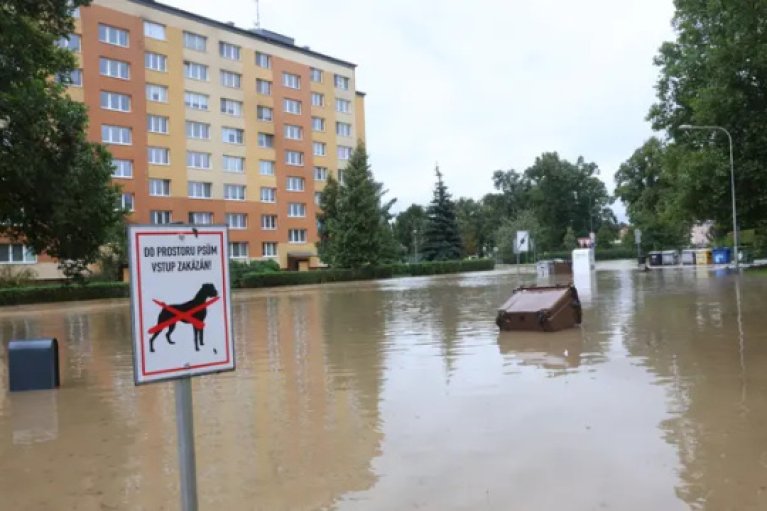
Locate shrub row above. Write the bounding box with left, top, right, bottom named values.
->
left=239, top=259, right=495, bottom=288
left=535, top=247, right=638, bottom=261
left=0, top=281, right=129, bottom=307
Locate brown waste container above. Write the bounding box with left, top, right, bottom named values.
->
left=496, top=284, right=582, bottom=332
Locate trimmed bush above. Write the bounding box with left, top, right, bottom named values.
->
left=239, top=259, right=495, bottom=289
left=0, top=282, right=129, bottom=306
left=535, top=247, right=638, bottom=262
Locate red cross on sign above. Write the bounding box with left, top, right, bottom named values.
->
left=147, top=297, right=220, bottom=334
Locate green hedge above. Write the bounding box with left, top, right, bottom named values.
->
left=535, top=247, right=638, bottom=261
left=239, top=259, right=495, bottom=288
left=0, top=282, right=129, bottom=306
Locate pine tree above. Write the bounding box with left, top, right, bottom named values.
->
left=422, top=166, right=463, bottom=261
left=317, top=143, right=395, bottom=268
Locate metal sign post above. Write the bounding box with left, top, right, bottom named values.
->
left=635, top=228, right=642, bottom=262
left=516, top=231, right=529, bottom=275
left=127, top=224, right=235, bottom=511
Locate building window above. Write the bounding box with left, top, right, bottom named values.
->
left=314, top=192, right=322, bottom=205
left=284, top=124, right=303, bottom=140
left=285, top=150, right=304, bottom=166
left=283, top=99, right=301, bottom=115
left=257, top=105, right=273, bottom=122
left=100, top=91, right=131, bottom=112
left=229, top=242, right=249, bottom=259
left=314, top=166, right=328, bottom=181
left=183, top=31, right=207, bottom=51
left=334, top=74, right=350, bottom=90
left=287, top=177, right=305, bottom=192
left=222, top=127, right=244, bottom=144
left=145, top=52, right=167, bottom=72
left=223, top=155, right=245, bottom=173
left=184, top=61, right=208, bottom=81
left=151, top=210, right=172, bottom=224
left=338, top=169, right=345, bottom=185
left=101, top=125, right=132, bottom=145
left=336, top=98, right=351, bottom=113
left=146, top=83, right=168, bottom=103
left=99, top=57, right=129, bottom=79
left=261, top=215, right=277, bottom=230
left=224, top=184, right=245, bottom=200
left=148, top=146, right=170, bottom=165
left=186, top=121, right=210, bottom=140
left=188, top=181, right=212, bottom=199
left=258, top=132, right=274, bottom=148
left=256, top=79, right=272, bottom=95
left=220, top=98, right=243, bottom=117
left=313, top=141, right=326, bottom=156
left=260, top=187, right=276, bottom=203
left=112, top=159, right=133, bottom=178
left=99, top=24, right=129, bottom=47
left=147, top=115, right=169, bottom=134
left=144, top=21, right=166, bottom=40
left=149, top=178, right=170, bottom=196
left=259, top=160, right=275, bottom=176
left=337, top=122, right=352, bottom=137
left=262, top=242, right=277, bottom=257
left=311, top=92, right=324, bottom=107
left=227, top=213, right=247, bottom=229
left=184, top=91, right=208, bottom=110
left=220, top=70, right=241, bottom=89
left=282, top=72, right=300, bottom=89
left=312, top=117, right=325, bottom=132
left=56, top=34, right=81, bottom=52
left=121, top=193, right=135, bottom=212
left=255, top=52, right=271, bottom=68
left=57, top=68, right=83, bottom=87
left=310, top=67, right=323, bottom=83
left=219, top=42, right=241, bottom=60
left=189, top=212, right=213, bottom=225
left=337, top=146, right=353, bottom=160
left=186, top=151, right=211, bottom=169
left=288, top=229, right=307, bottom=243
left=0, top=244, right=37, bottom=264
left=288, top=203, right=306, bottom=217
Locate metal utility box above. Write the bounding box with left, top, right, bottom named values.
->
left=696, top=249, right=712, bottom=265
left=662, top=250, right=678, bottom=266
left=649, top=251, right=662, bottom=266
left=8, top=339, right=60, bottom=392
left=713, top=247, right=731, bottom=265
left=496, top=285, right=582, bottom=332
left=681, top=249, right=696, bottom=265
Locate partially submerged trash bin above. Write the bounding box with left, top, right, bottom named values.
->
left=712, top=247, right=731, bottom=265
left=681, top=249, right=696, bottom=265
left=696, top=248, right=712, bottom=265
left=662, top=250, right=678, bottom=266
left=7, top=339, right=60, bottom=392
left=496, top=285, right=582, bottom=332
left=648, top=251, right=662, bottom=267
left=536, top=260, right=554, bottom=278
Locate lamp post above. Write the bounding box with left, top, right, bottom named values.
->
left=412, top=228, right=418, bottom=263
left=679, top=124, right=739, bottom=269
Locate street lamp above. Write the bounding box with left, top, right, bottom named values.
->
left=679, top=124, right=739, bottom=269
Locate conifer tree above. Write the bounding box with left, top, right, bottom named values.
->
left=422, top=166, right=463, bottom=261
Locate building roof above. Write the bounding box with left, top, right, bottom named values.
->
left=128, top=0, right=357, bottom=68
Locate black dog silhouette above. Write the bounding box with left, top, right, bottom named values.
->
left=148, top=283, right=218, bottom=353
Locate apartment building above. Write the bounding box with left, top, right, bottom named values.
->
left=2, top=0, right=365, bottom=277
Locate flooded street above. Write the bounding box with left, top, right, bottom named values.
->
left=2, top=263, right=767, bottom=510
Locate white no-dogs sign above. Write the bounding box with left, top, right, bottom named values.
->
left=128, top=225, right=235, bottom=384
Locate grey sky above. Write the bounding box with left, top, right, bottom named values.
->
left=167, top=0, right=676, bottom=220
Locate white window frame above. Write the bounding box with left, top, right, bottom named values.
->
left=337, top=121, right=352, bottom=137
left=310, top=67, right=323, bottom=83
left=288, top=203, right=306, bottom=217
left=151, top=210, right=172, bottom=224
left=189, top=212, right=213, bottom=225
left=188, top=181, right=212, bottom=199
left=258, top=132, right=274, bottom=148
left=312, top=117, right=325, bottom=132
left=334, top=74, right=350, bottom=90
left=112, top=159, right=133, bottom=179
left=259, top=160, right=275, bottom=176
left=186, top=121, right=211, bottom=140
left=146, top=83, right=168, bottom=103
left=313, top=141, right=326, bottom=156
left=220, top=70, right=242, bottom=89
left=313, top=166, right=328, bottom=181
left=184, top=61, right=208, bottom=81
left=186, top=151, right=211, bottom=169
left=285, top=150, right=304, bottom=166
left=314, top=192, right=322, bottom=205
left=282, top=72, right=300, bottom=89
left=229, top=242, right=249, bottom=259
left=144, top=21, right=166, bottom=40
left=220, top=98, right=243, bottom=117
left=262, top=242, right=277, bottom=257
left=223, top=155, right=245, bottom=173
left=184, top=91, right=208, bottom=110
left=57, top=34, right=81, bottom=52
left=284, top=124, right=303, bottom=140
left=224, top=184, right=246, bottom=201
left=183, top=31, right=207, bottom=52
left=147, top=114, right=169, bottom=134
left=222, top=127, right=244, bottom=144
left=99, top=24, right=129, bottom=47
left=288, top=229, right=307, bottom=244
left=121, top=193, right=135, bottom=212
left=261, top=215, right=277, bottom=230
left=255, top=52, right=272, bottom=68
left=284, top=99, right=302, bottom=115
left=148, top=146, right=170, bottom=165
left=100, top=91, right=131, bottom=112
left=149, top=178, right=171, bottom=197
left=101, top=125, right=132, bottom=145
left=0, top=244, right=37, bottom=264
left=256, top=79, right=272, bottom=95
left=336, top=98, right=351, bottom=113
left=287, top=177, right=305, bottom=192
left=311, top=92, right=324, bottom=107
left=226, top=213, right=247, bottom=230
left=260, top=187, right=276, bottom=203
left=219, top=42, right=241, bottom=60
left=145, top=52, right=167, bottom=72
left=338, top=145, right=353, bottom=160
left=99, top=57, right=129, bottom=80
left=257, top=105, right=273, bottom=122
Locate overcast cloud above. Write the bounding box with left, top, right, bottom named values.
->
left=167, top=0, right=676, bottom=220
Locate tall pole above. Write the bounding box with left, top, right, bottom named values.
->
left=679, top=125, right=739, bottom=270
left=175, top=377, right=198, bottom=511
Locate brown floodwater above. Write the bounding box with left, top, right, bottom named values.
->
left=1, top=262, right=767, bottom=510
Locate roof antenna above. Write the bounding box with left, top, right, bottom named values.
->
left=254, top=0, right=261, bottom=29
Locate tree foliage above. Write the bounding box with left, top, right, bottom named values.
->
left=393, top=204, right=427, bottom=260
left=0, top=0, right=123, bottom=279
left=316, top=143, right=396, bottom=268
left=422, top=167, right=463, bottom=261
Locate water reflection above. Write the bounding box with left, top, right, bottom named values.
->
left=497, top=329, right=583, bottom=371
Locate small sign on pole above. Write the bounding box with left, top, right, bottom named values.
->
left=128, top=224, right=235, bottom=511
left=516, top=231, right=530, bottom=254
left=634, top=228, right=642, bottom=245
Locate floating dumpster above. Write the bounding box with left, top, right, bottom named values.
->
left=713, top=247, right=731, bottom=265
left=695, top=248, right=712, bottom=265
left=536, top=260, right=572, bottom=277
left=648, top=251, right=662, bottom=267
left=496, top=284, right=582, bottom=332
left=662, top=250, right=678, bottom=266
left=681, top=249, right=696, bottom=265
